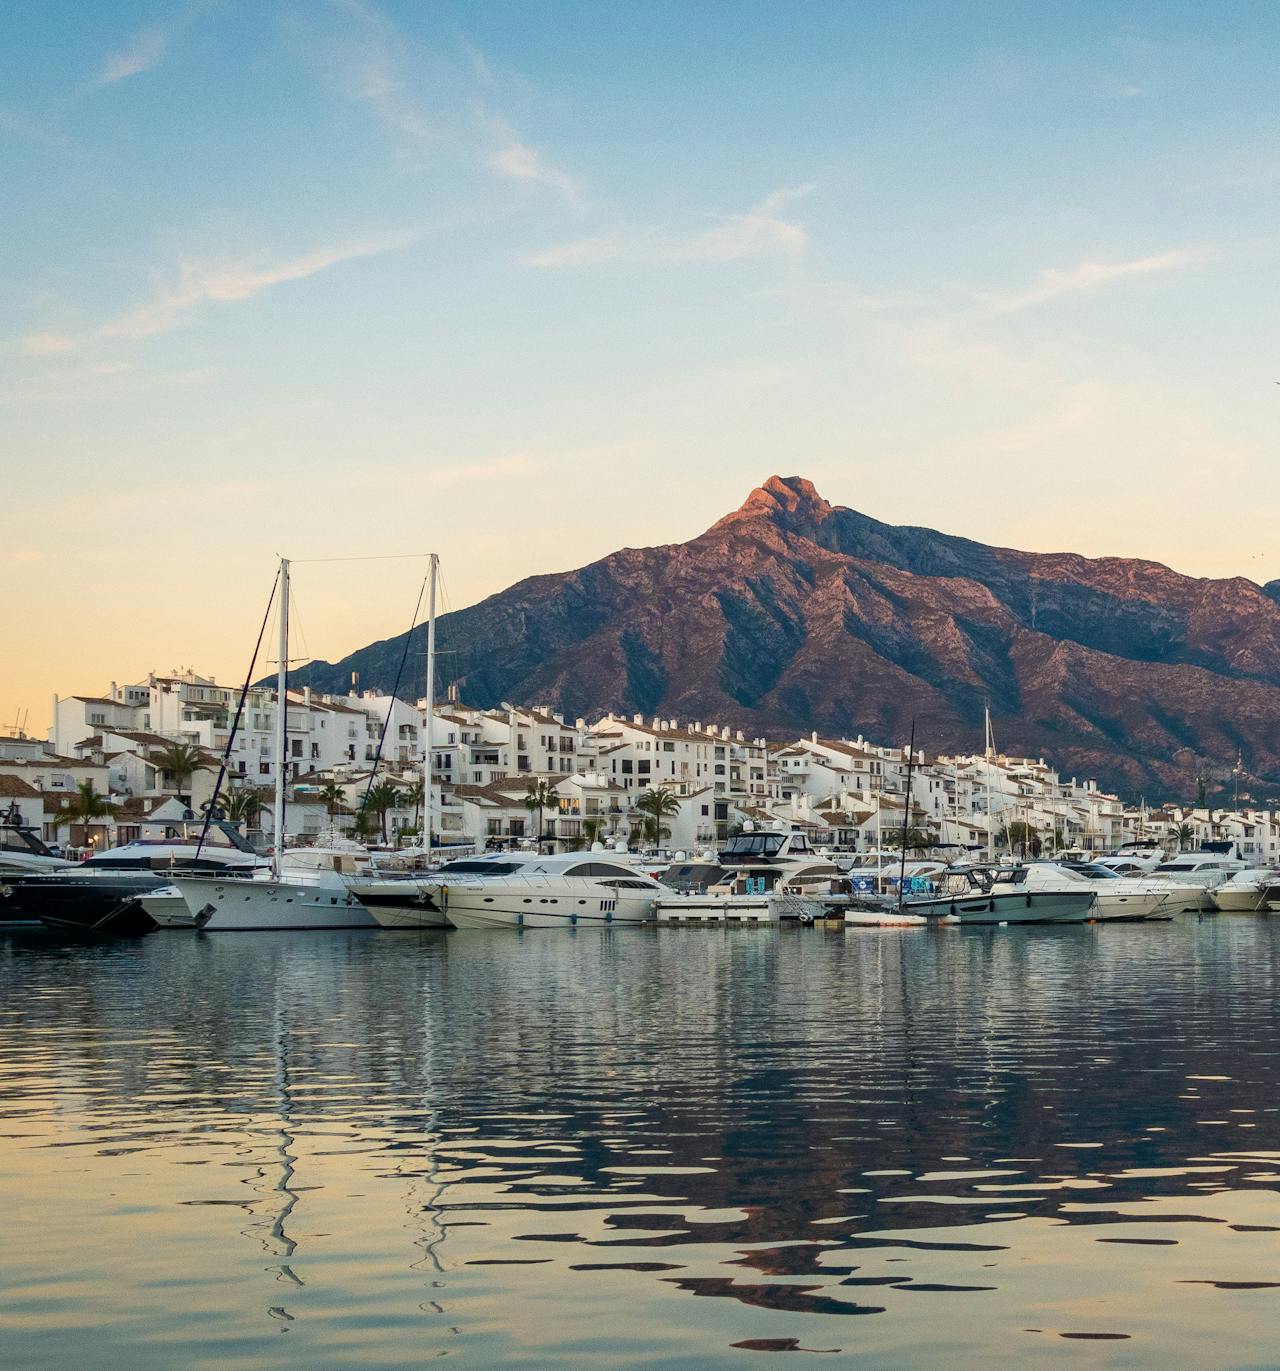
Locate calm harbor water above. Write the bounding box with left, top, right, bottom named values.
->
left=4, top=920, right=1280, bottom=1369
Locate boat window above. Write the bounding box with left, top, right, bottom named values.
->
left=1154, top=862, right=1191, bottom=873
left=721, top=833, right=785, bottom=858
left=564, top=862, right=638, bottom=878
left=437, top=860, right=521, bottom=876
left=600, top=878, right=656, bottom=889
left=0, top=827, right=51, bottom=856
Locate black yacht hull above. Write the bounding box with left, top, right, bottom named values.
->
left=0, top=874, right=162, bottom=937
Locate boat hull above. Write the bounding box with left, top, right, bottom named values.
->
left=350, top=879, right=450, bottom=929
left=1091, top=890, right=1170, bottom=921
left=907, top=890, right=1095, bottom=924
left=1, top=873, right=162, bottom=936
left=436, top=883, right=655, bottom=930
left=140, top=885, right=197, bottom=929
left=176, top=876, right=378, bottom=931
left=1211, top=888, right=1268, bottom=912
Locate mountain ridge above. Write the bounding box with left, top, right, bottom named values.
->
left=289, top=476, right=1280, bottom=801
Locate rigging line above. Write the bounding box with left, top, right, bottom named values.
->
left=288, top=552, right=435, bottom=565
left=196, top=569, right=281, bottom=859
left=286, top=587, right=312, bottom=672
left=361, top=578, right=429, bottom=818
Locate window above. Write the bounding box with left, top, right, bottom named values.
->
left=638, top=760, right=650, bottom=775
left=89, top=712, right=105, bottom=725
left=259, top=763, right=270, bottom=775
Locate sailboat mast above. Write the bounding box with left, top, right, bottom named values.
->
left=984, top=703, right=994, bottom=862
left=272, top=557, right=290, bottom=882
left=897, top=721, right=916, bottom=911
left=422, top=554, right=438, bottom=861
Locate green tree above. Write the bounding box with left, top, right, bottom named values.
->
left=999, top=819, right=1040, bottom=857
left=218, top=786, right=267, bottom=828
left=402, top=779, right=425, bottom=830
left=317, top=780, right=346, bottom=817
left=62, top=781, right=114, bottom=848
left=524, top=779, right=558, bottom=846
left=363, top=781, right=402, bottom=843
left=1168, top=821, right=1194, bottom=852
left=582, top=816, right=607, bottom=847
left=887, top=825, right=934, bottom=855
left=153, top=740, right=208, bottom=806
left=634, top=787, right=681, bottom=850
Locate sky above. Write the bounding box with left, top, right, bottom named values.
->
left=3, top=1, right=1278, bottom=733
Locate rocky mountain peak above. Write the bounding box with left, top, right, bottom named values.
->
left=713, top=474, right=836, bottom=535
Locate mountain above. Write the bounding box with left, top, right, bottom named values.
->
left=290, top=476, right=1280, bottom=800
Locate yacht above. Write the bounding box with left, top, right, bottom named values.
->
left=1210, top=868, right=1278, bottom=913
left=1147, top=853, right=1245, bottom=911
left=421, top=852, right=666, bottom=929
left=175, top=840, right=379, bottom=932
left=1018, top=861, right=1177, bottom=920
left=898, top=865, right=1096, bottom=924
left=1, top=821, right=264, bottom=937
left=0, top=821, right=71, bottom=875
left=654, top=830, right=842, bottom=923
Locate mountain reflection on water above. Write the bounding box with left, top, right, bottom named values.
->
left=3, top=920, right=1280, bottom=1368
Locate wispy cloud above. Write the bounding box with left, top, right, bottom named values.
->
left=98, top=231, right=416, bottom=340
left=484, top=120, right=577, bottom=196
left=304, top=2, right=579, bottom=195
left=94, top=26, right=171, bottom=87
left=20, top=331, right=78, bottom=357
left=987, top=247, right=1213, bottom=313
left=322, top=0, right=434, bottom=147
left=524, top=185, right=813, bottom=269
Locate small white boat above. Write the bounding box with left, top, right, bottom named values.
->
left=844, top=908, right=930, bottom=927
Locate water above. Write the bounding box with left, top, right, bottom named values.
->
left=3, top=920, right=1280, bottom=1369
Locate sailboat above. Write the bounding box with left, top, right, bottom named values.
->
left=351, top=554, right=452, bottom=929
left=174, top=558, right=379, bottom=931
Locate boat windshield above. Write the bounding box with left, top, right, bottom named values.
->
left=721, top=833, right=786, bottom=858
left=1065, top=863, right=1121, bottom=880
left=0, top=826, right=52, bottom=857
left=436, top=860, right=523, bottom=876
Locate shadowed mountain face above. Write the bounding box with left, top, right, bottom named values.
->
left=291, top=476, right=1280, bottom=799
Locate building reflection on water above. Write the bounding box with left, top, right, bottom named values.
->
left=3, top=919, right=1280, bottom=1364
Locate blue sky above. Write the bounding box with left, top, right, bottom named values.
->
left=3, top=1, right=1278, bottom=725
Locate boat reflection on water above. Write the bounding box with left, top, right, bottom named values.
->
left=4, top=920, right=1280, bottom=1365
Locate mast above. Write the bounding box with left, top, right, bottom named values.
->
left=421, top=553, right=438, bottom=861
left=984, top=703, right=995, bottom=862
left=272, top=557, right=290, bottom=882
left=897, top=721, right=916, bottom=911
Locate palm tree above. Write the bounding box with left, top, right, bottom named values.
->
left=219, top=786, right=267, bottom=828
left=583, top=816, right=607, bottom=847
left=62, top=781, right=114, bottom=849
left=363, top=781, right=402, bottom=843
left=153, top=740, right=208, bottom=806
left=1169, top=821, right=1194, bottom=852
left=634, top=787, right=681, bottom=850
left=888, top=825, right=933, bottom=855
left=402, top=779, right=425, bottom=832
left=317, top=780, right=346, bottom=817
left=524, top=779, right=557, bottom=847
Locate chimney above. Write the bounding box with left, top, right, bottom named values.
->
left=633, top=713, right=643, bottom=725
left=811, top=730, right=817, bottom=743
left=303, top=686, right=311, bottom=706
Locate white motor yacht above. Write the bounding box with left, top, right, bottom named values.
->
left=1017, top=861, right=1176, bottom=921
left=175, top=840, right=379, bottom=931
left=1147, top=853, right=1244, bottom=912
left=421, top=852, right=665, bottom=929
left=655, top=830, right=842, bottom=924
left=1210, top=868, right=1279, bottom=913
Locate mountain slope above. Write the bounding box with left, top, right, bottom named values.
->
left=291, top=476, right=1280, bottom=799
